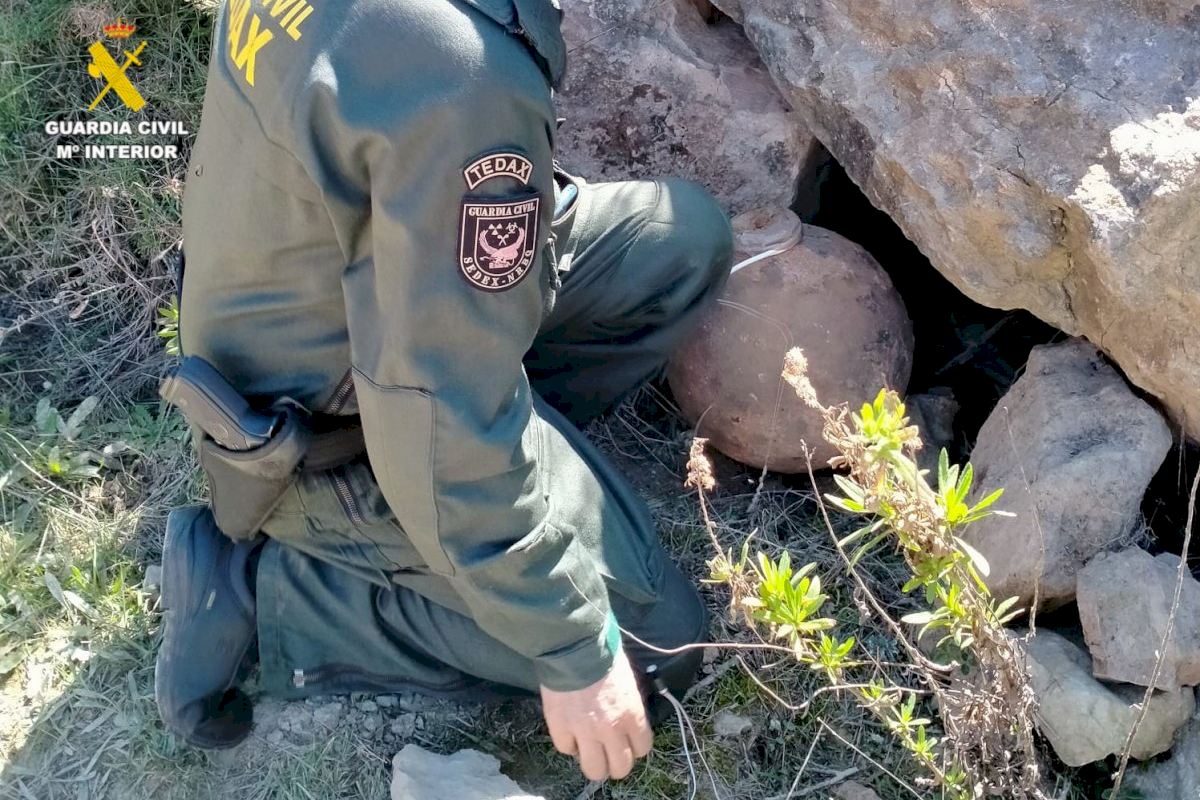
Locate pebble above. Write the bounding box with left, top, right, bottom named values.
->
left=391, top=714, right=417, bottom=739
left=713, top=711, right=753, bottom=737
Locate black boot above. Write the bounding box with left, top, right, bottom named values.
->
left=154, top=506, right=259, bottom=748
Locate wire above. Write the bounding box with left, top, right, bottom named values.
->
left=658, top=681, right=724, bottom=800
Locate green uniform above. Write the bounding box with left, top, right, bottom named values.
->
left=181, top=0, right=733, bottom=696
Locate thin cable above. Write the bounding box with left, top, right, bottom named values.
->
left=727, top=225, right=803, bottom=276
left=728, top=245, right=787, bottom=275
left=664, top=687, right=699, bottom=800
left=661, top=688, right=723, bottom=799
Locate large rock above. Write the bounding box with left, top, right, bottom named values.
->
left=706, top=0, right=1200, bottom=437
left=1128, top=709, right=1200, bottom=800
left=964, top=339, right=1171, bottom=607
left=390, top=745, right=544, bottom=800
left=1078, top=549, right=1200, bottom=691
left=668, top=208, right=913, bottom=470
left=1025, top=629, right=1195, bottom=767
left=556, top=0, right=817, bottom=213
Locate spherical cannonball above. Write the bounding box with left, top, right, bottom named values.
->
left=668, top=208, right=914, bottom=471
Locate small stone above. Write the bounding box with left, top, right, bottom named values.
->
left=312, top=701, right=344, bottom=729
left=143, top=564, right=162, bottom=589
left=391, top=714, right=417, bottom=739
left=1026, top=629, right=1194, bottom=766
left=360, top=700, right=378, bottom=713
left=362, top=715, right=380, bottom=733
left=377, top=695, right=397, bottom=708
left=712, top=711, right=753, bottom=738
left=833, top=781, right=881, bottom=800
left=390, top=745, right=545, bottom=800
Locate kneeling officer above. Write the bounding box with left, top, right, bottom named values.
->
left=156, top=0, right=733, bottom=782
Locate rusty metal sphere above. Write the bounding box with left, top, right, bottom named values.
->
left=668, top=208, right=914, bottom=471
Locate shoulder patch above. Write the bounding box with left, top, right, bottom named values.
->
left=459, top=193, right=541, bottom=292
left=463, top=152, right=534, bottom=190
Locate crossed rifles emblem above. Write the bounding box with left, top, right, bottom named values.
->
left=86, top=20, right=147, bottom=112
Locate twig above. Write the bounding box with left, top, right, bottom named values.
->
left=780, top=727, right=824, bottom=800
left=932, top=316, right=1011, bottom=377
left=767, top=766, right=860, bottom=799
left=733, top=654, right=927, bottom=714
left=817, top=720, right=925, bottom=800
left=1111, top=465, right=1200, bottom=796
left=683, top=656, right=737, bottom=701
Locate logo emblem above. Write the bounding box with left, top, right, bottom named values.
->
left=86, top=20, right=147, bottom=112
left=463, top=152, right=534, bottom=190
left=458, top=195, right=541, bottom=292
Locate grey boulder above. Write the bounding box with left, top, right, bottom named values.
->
left=1078, top=549, right=1200, bottom=691
left=964, top=339, right=1171, bottom=608
left=706, top=0, right=1200, bottom=439
left=556, top=0, right=816, bottom=213
left=1128, top=709, right=1200, bottom=800
left=1025, top=629, right=1194, bottom=767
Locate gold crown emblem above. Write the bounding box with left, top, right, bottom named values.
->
left=103, top=19, right=136, bottom=39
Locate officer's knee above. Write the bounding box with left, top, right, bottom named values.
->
left=626, top=558, right=707, bottom=657
left=628, top=559, right=707, bottom=699
left=654, top=178, right=735, bottom=293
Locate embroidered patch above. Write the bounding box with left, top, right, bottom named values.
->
left=458, top=194, right=541, bottom=292
left=463, top=152, right=534, bottom=190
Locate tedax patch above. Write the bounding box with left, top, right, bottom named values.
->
left=463, top=152, right=534, bottom=190
left=458, top=193, right=540, bottom=292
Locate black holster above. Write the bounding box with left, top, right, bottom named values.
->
left=195, top=408, right=367, bottom=541
left=197, top=407, right=310, bottom=540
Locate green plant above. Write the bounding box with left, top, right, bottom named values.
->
left=0, top=395, right=109, bottom=491
left=700, top=349, right=1045, bottom=799
left=157, top=296, right=181, bottom=356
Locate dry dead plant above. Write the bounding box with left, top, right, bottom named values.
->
left=697, top=347, right=1048, bottom=799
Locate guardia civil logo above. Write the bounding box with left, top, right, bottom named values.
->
left=86, top=19, right=146, bottom=112
left=43, top=19, right=190, bottom=161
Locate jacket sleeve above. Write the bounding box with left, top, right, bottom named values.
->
left=301, top=11, right=618, bottom=691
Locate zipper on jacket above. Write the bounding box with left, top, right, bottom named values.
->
left=325, top=370, right=356, bottom=415
left=331, top=469, right=365, bottom=526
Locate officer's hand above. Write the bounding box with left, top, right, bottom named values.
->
left=540, top=649, right=653, bottom=781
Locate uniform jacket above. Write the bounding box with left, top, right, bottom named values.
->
left=180, top=0, right=630, bottom=691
